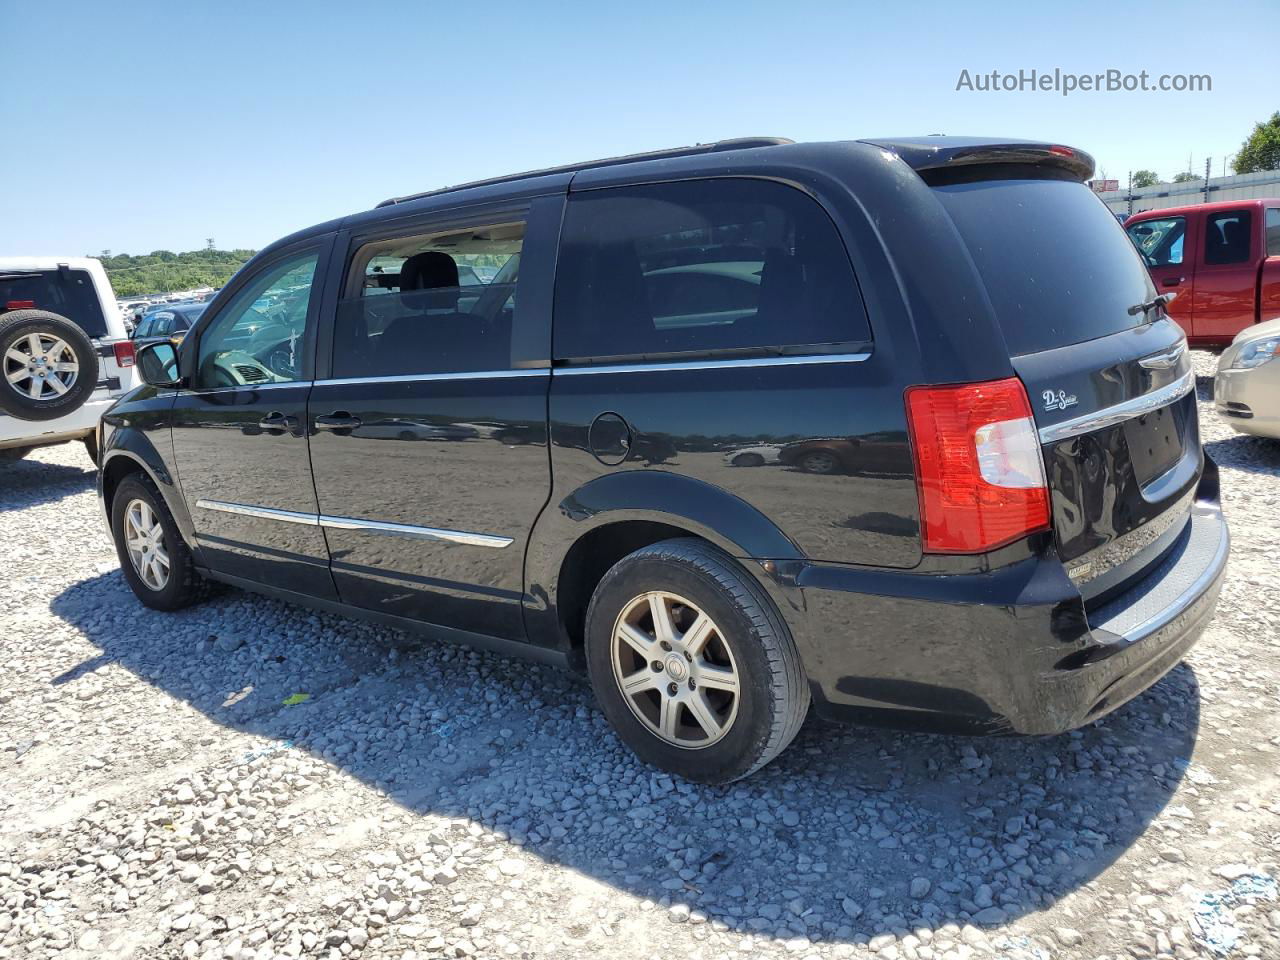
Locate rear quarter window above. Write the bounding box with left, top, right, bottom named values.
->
left=933, top=177, right=1156, bottom=356
left=553, top=178, right=869, bottom=362
left=0, top=269, right=109, bottom=339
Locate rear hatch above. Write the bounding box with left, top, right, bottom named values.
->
left=926, top=160, right=1200, bottom=602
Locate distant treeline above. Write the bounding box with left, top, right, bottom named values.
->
left=96, top=249, right=257, bottom=298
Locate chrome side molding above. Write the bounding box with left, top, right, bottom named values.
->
left=317, top=514, right=512, bottom=549
left=1037, top=369, right=1196, bottom=445
left=195, top=499, right=319, bottom=525
left=194, top=500, right=512, bottom=549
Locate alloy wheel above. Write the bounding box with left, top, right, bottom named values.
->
left=610, top=591, right=740, bottom=748
left=3, top=333, right=80, bottom=402
left=124, top=498, right=170, bottom=591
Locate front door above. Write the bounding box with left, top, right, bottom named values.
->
left=1126, top=213, right=1195, bottom=338
left=1193, top=207, right=1257, bottom=343
left=170, top=241, right=337, bottom=598
left=307, top=201, right=559, bottom=640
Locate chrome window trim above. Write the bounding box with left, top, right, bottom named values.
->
left=1038, top=369, right=1196, bottom=444
left=180, top=380, right=307, bottom=396
left=194, top=499, right=511, bottom=549
left=195, top=499, right=319, bottom=525
left=552, top=351, right=872, bottom=376
left=317, top=515, right=512, bottom=549
left=313, top=369, right=549, bottom=388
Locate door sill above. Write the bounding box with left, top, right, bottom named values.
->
left=197, top=567, right=569, bottom=668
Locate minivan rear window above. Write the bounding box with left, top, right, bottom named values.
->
left=933, top=178, right=1156, bottom=356
left=554, top=178, right=869, bottom=362
left=0, top=269, right=109, bottom=339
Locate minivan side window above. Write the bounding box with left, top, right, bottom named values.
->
left=1204, top=209, right=1252, bottom=265
left=1126, top=216, right=1185, bottom=266
left=1266, top=208, right=1280, bottom=257
left=553, top=178, right=869, bottom=363
left=332, top=221, right=525, bottom=379
left=194, top=251, right=319, bottom=388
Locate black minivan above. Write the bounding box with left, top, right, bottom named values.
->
left=100, top=136, right=1229, bottom=783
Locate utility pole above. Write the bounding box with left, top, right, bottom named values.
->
left=1126, top=170, right=1134, bottom=218
left=1203, top=157, right=1212, bottom=204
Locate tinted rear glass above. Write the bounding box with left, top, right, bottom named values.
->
left=933, top=178, right=1155, bottom=356
left=0, top=269, right=108, bottom=339
left=554, top=178, right=869, bottom=362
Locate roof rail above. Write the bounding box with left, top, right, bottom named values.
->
left=374, top=136, right=794, bottom=208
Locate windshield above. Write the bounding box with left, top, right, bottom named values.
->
left=0, top=269, right=109, bottom=339
left=933, top=177, right=1157, bottom=356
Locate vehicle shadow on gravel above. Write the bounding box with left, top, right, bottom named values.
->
left=0, top=455, right=95, bottom=512
left=51, top=571, right=1199, bottom=946
left=1204, top=435, right=1280, bottom=475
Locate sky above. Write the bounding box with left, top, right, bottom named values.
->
left=1, top=0, right=1274, bottom=256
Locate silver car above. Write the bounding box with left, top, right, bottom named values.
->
left=1215, top=317, right=1280, bottom=439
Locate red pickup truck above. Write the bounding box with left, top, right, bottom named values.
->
left=1125, top=199, right=1280, bottom=347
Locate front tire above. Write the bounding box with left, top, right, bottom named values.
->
left=111, top=474, right=214, bottom=611
left=584, top=538, right=809, bottom=783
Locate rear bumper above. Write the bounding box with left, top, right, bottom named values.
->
left=776, top=482, right=1228, bottom=735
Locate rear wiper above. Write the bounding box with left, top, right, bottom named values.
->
left=1127, top=292, right=1176, bottom=316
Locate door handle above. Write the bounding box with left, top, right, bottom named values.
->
left=258, top=412, right=298, bottom=431
left=1162, top=277, right=1183, bottom=287
left=314, top=412, right=362, bottom=431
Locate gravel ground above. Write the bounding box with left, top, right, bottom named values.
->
left=2, top=350, right=1279, bottom=960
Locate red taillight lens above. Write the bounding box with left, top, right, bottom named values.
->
left=112, top=340, right=136, bottom=368
left=905, top=377, right=1050, bottom=553
left=6, top=299, right=35, bottom=310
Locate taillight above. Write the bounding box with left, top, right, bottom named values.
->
left=6, top=299, right=35, bottom=310
left=112, top=340, right=136, bottom=368
left=905, top=377, right=1050, bottom=553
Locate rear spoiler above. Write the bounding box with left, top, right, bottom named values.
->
left=861, top=137, right=1095, bottom=183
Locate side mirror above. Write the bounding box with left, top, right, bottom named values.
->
left=137, top=341, right=183, bottom=388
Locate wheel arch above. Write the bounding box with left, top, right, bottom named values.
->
left=100, top=442, right=197, bottom=552
left=524, top=470, right=805, bottom=665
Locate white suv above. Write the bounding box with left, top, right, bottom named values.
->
left=0, top=257, right=139, bottom=463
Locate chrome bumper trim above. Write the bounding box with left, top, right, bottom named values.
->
left=1038, top=369, right=1196, bottom=444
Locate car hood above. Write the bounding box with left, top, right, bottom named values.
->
left=1232, top=315, right=1280, bottom=345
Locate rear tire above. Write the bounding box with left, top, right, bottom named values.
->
left=0, top=447, right=31, bottom=462
left=0, top=310, right=99, bottom=421
left=110, top=473, right=215, bottom=611
left=584, top=538, right=809, bottom=783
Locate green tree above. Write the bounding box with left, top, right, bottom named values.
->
left=1131, top=170, right=1160, bottom=188
left=1172, top=171, right=1198, bottom=183
left=1233, top=111, right=1280, bottom=174
left=98, top=247, right=256, bottom=297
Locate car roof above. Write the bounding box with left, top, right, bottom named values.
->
left=253, top=135, right=1097, bottom=261
left=0, top=256, right=104, bottom=271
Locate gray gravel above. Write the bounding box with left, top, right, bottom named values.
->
left=2, top=349, right=1279, bottom=960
